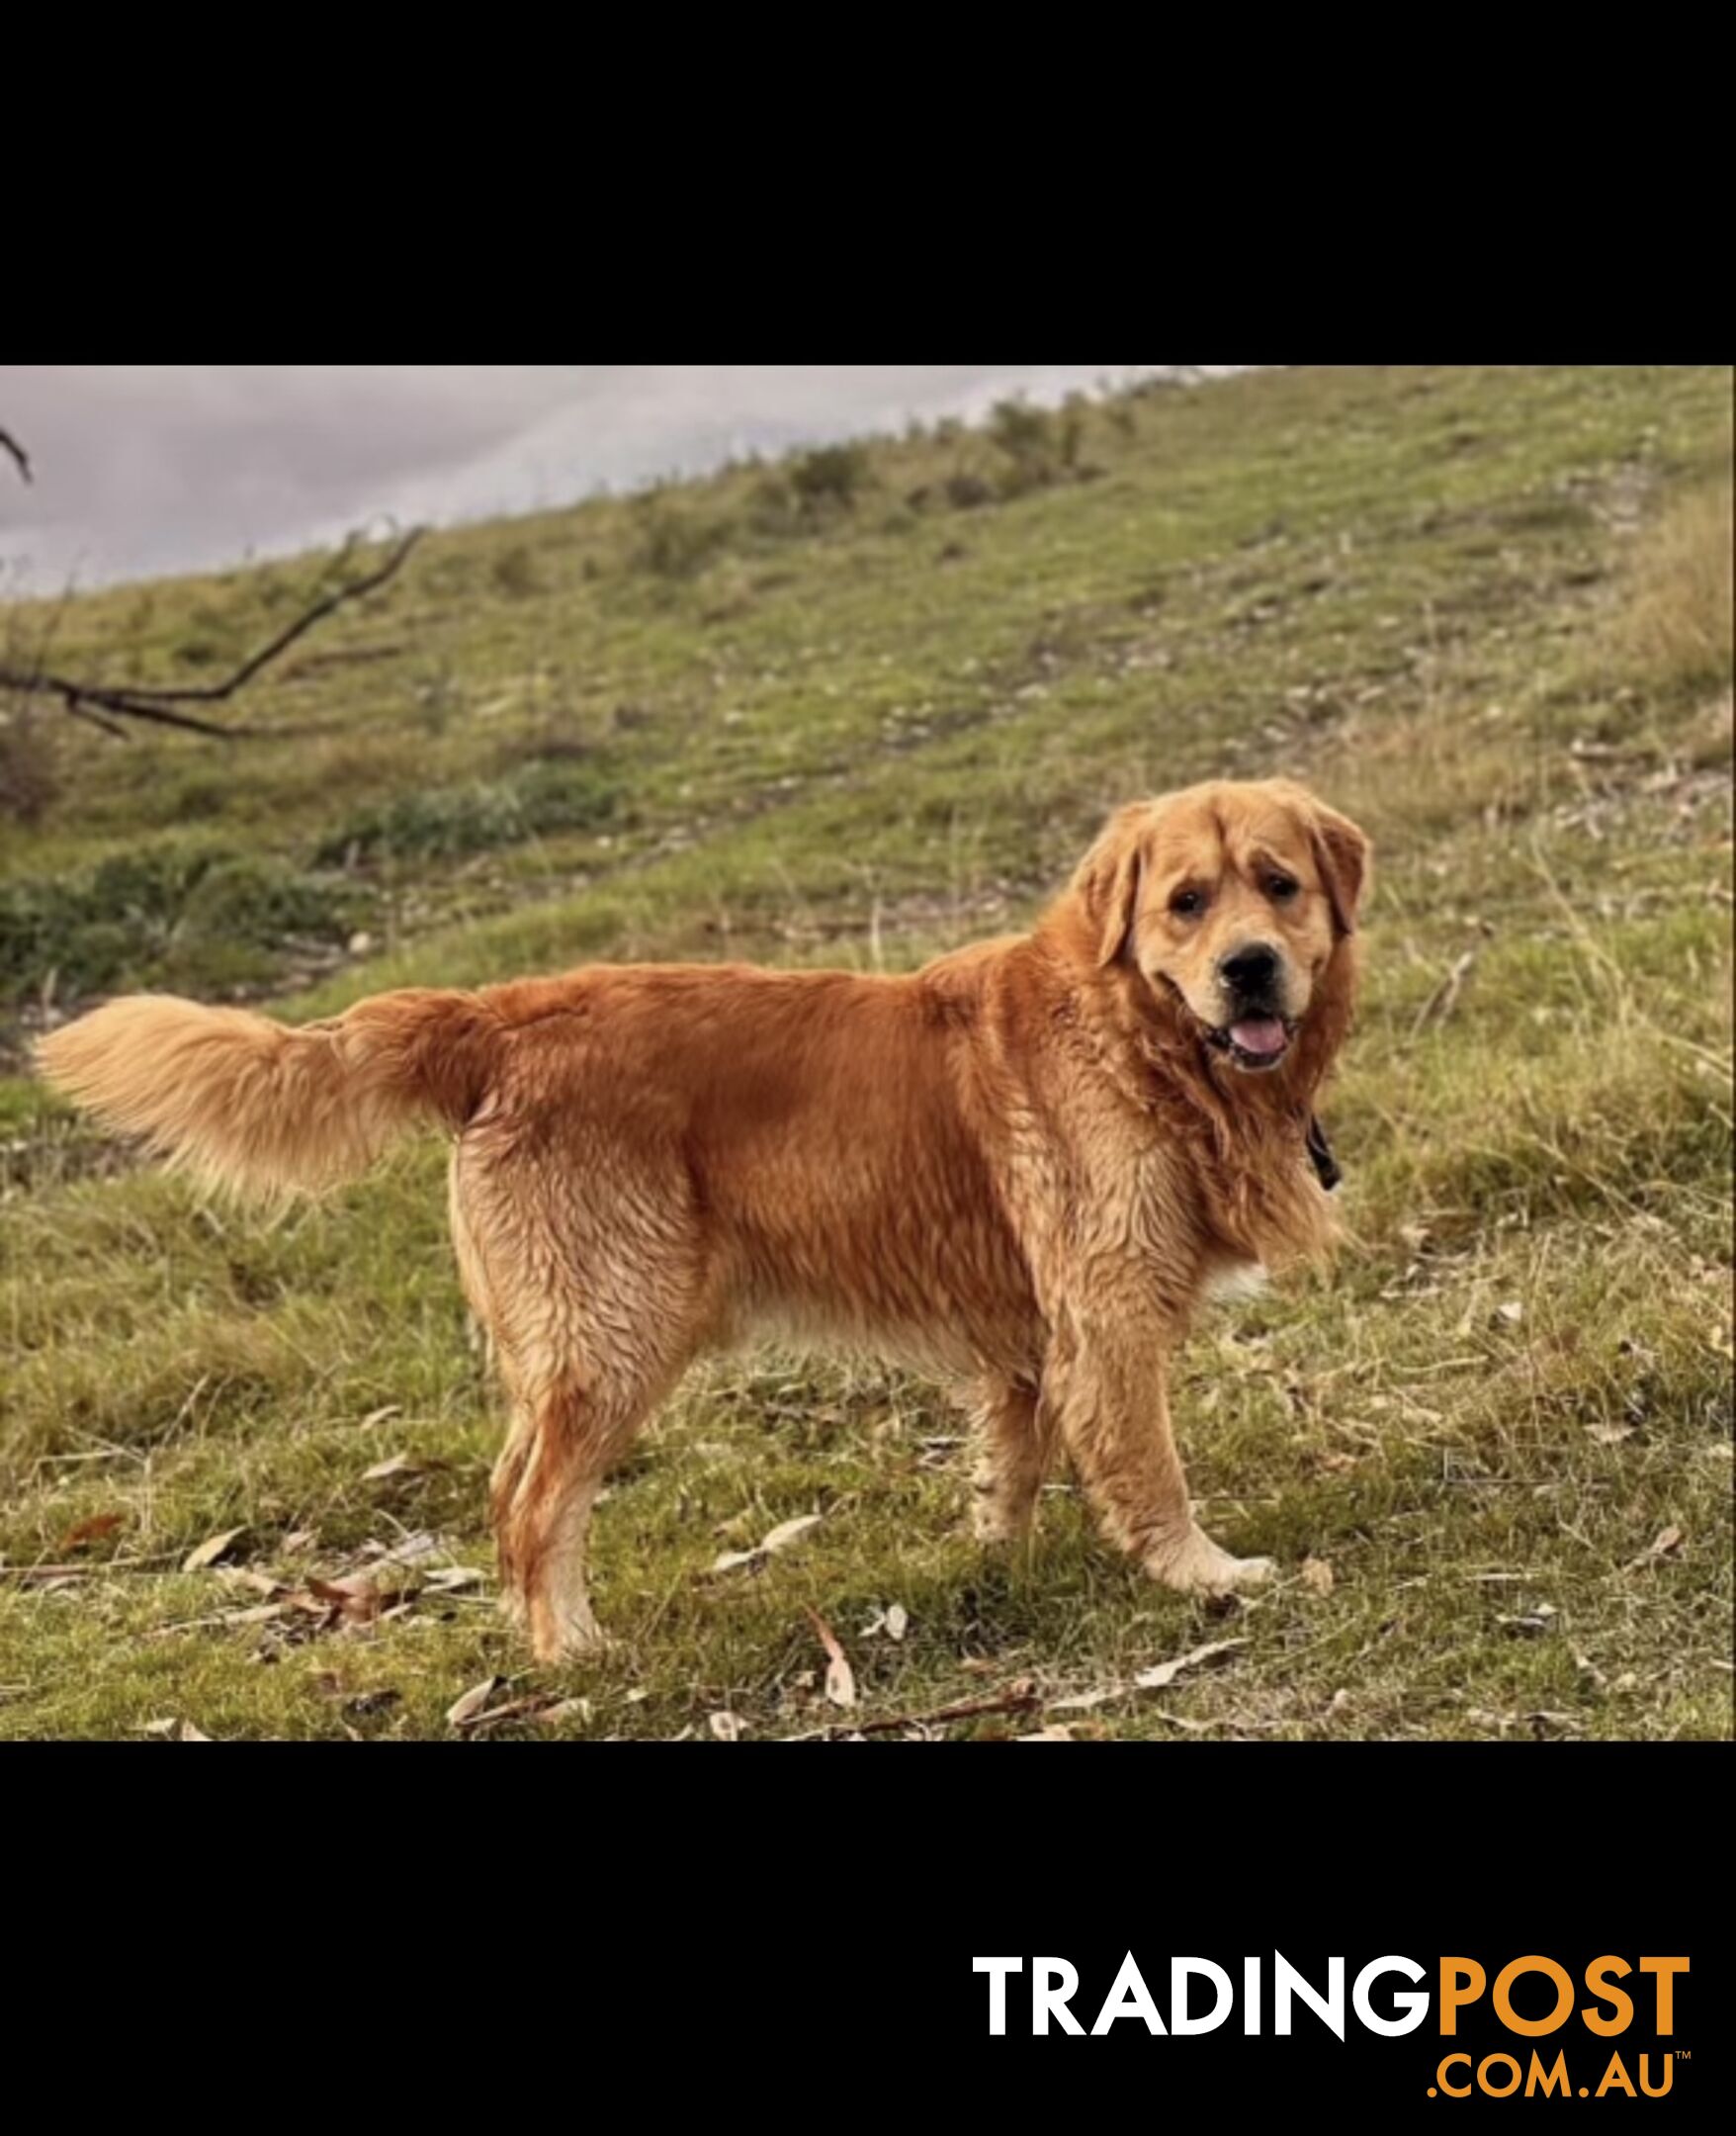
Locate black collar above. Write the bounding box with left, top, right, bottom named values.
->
left=1306, top=1114, right=1342, bottom=1193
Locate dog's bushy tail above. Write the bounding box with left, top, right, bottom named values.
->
left=34, top=989, right=500, bottom=1201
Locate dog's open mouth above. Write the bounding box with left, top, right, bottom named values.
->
left=1206, top=1016, right=1296, bottom=1072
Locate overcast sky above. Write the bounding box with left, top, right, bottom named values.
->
left=0, top=365, right=1196, bottom=592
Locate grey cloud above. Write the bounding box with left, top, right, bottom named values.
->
left=0, top=365, right=1176, bottom=590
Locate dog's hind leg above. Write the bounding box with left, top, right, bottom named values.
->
left=490, top=1355, right=683, bottom=1664
left=968, top=1376, right=1051, bottom=1544
left=454, top=1119, right=712, bottom=1661
left=491, top=1384, right=622, bottom=1659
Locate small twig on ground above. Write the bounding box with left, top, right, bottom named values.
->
left=1412, top=948, right=1478, bottom=1037
left=788, top=1680, right=1040, bottom=1740
left=0, top=1552, right=185, bottom=1581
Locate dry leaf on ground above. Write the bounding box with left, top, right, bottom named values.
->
left=61, top=1512, right=124, bottom=1551
left=454, top=1695, right=560, bottom=1733
left=351, top=1531, right=445, bottom=1572
left=447, top=1676, right=505, bottom=1728
left=304, top=1573, right=383, bottom=1626
left=219, top=1569, right=284, bottom=1597
left=1133, top=1638, right=1246, bottom=1693
left=1051, top=1638, right=1246, bottom=1713
left=806, top=1608, right=858, bottom=1709
left=182, top=1527, right=247, bottom=1573
left=362, top=1454, right=420, bottom=1482
left=710, top=1512, right=823, bottom=1575
left=1625, top=1524, right=1685, bottom=1569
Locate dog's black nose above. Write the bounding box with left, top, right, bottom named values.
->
left=1221, top=942, right=1279, bottom=993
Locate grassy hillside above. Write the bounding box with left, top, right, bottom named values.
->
left=1, top=364, right=1730, bottom=1741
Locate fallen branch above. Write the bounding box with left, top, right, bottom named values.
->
left=0, top=528, right=423, bottom=739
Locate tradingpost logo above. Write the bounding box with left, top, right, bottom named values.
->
left=973, top=1952, right=1691, bottom=2098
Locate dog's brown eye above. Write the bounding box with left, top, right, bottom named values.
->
left=1171, top=888, right=1206, bottom=917
left=1266, top=874, right=1299, bottom=902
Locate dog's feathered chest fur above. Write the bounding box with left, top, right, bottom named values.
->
left=1029, top=946, right=1351, bottom=1284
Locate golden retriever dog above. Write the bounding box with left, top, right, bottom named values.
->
left=35, top=777, right=1369, bottom=1662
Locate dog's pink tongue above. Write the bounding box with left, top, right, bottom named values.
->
left=1231, top=1018, right=1288, bottom=1057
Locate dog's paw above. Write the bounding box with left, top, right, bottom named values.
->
left=527, top=1610, right=618, bottom=1667
left=971, top=1499, right=1033, bottom=1546
left=1144, top=1527, right=1274, bottom=1596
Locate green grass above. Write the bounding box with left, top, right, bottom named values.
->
left=1, top=365, right=1730, bottom=1740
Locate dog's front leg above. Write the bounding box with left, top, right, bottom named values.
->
left=1044, top=1292, right=1272, bottom=1595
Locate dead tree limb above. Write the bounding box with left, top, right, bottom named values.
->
left=0, top=428, right=31, bottom=484
left=0, top=528, right=423, bottom=739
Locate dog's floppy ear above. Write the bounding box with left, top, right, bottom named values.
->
left=1308, top=799, right=1372, bottom=938
left=1074, top=805, right=1148, bottom=966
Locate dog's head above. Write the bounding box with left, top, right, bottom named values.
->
left=1069, top=779, right=1370, bottom=1074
